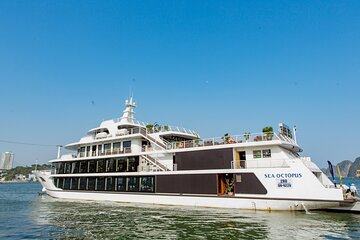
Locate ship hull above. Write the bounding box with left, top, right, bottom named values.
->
left=45, top=189, right=340, bottom=211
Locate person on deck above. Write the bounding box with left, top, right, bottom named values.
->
left=350, top=183, right=358, bottom=197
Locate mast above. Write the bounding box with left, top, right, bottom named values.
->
left=119, top=96, right=137, bottom=124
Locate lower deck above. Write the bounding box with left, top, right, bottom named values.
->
left=52, top=172, right=267, bottom=196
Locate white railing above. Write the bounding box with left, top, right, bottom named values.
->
left=168, top=132, right=288, bottom=150
left=231, top=159, right=290, bottom=169
left=145, top=125, right=197, bottom=136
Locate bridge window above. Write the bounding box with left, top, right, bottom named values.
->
left=253, top=150, right=261, bottom=159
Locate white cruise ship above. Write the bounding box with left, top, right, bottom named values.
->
left=37, top=97, right=354, bottom=211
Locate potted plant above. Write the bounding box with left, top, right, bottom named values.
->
left=222, top=133, right=230, bottom=143
left=146, top=124, right=154, bottom=133
left=225, top=178, right=234, bottom=196
left=244, top=132, right=250, bottom=142
left=262, top=126, right=273, bottom=140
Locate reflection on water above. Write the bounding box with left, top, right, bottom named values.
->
left=1, top=182, right=360, bottom=239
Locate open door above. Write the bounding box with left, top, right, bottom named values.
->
left=217, top=174, right=226, bottom=195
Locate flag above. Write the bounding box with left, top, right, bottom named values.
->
left=327, top=161, right=335, bottom=181
left=337, top=165, right=342, bottom=186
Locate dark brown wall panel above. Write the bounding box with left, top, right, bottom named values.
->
left=174, top=148, right=233, bottom=170
left=156, top=174, right=217, bottom=194
left=234, top=173, right=267, bottom=194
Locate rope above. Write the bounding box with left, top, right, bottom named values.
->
left=0, top=139, right=59, bottom=147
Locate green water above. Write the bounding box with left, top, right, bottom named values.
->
left=0, top=181, right=359, bottom=239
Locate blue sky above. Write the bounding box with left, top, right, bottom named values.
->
left=0, top=1, right=359, bottom=168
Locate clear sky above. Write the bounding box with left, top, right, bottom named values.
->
left=0, top=1, right=359, bottom=168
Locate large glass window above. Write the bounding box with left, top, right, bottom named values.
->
left=123, top=141, right=131, bottom=153
left=116, top=159, right=126, bottom=172
left=70, top=177, right=79, bottom=190
left=104, top=143, right=111, bottom=155
left=116, top=177, right=126, bottom=191
left=113, top=142, right=121, bottom=154
left=80, top=147, right=85, bottom=157
left=88, top=160, right=96, bottom=173
left=139, top=177, right=154, bottom=192
left=105, top=177, right=114, bottom=191
left=58, top=163, right=64, bottom=174
left=65, top=162, right=71, bottom=174
left=86, top=146, right=91, bottom=157
left=64, top=178, right=71, bottom=190
left=87, top=178, right=95, bottom=191
left=106, top=159, right=115, bottom=172
left=79, top=161, right=88, bottom=173
left=71, top=162, right=79, bottom=174
left=58, top=178, right=64, bottom=189
left=97, top=159, right=105, bottom=173
left=79, top=177, right=86, bottom=190
left=126, top=177, right=138, bottom=192
left=98, top=145, right=103, bottom=155
left=127, top=158, right=137, bottom=172
left=96, top=177, right=105, bottom=191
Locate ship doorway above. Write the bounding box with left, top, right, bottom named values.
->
left=239, top=151, right=246, bottom=168
left=217, top=174, right=234, bottom=196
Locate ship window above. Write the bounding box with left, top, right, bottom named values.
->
left=116, top=177, right=126, bottom=191
left=262, top=149, right=271, bottom=158
left=104, top=143, right=111, bottom=155
left=65, top=162, right=71, bottom=174
left=71, top=177, right=79, bottom=190
left=87, top=177, right=95, bottom=191
left=96, top=159, right=105, bottom=173
left=98, top=145, right=103, bottom=155
left=96, top=177, right=105, bottom=191
left=53, top=178, right=59, bottom=188
left=79, top=161, right=88, bottom=173
left=71, top=162, right=79, bottom=174
left=86, top=146, right=91, bottom=157
left=80, top=147, right=85, bottom=157
left=253, top=150, right=261, bottom=159
left=116, top=158, right=126, bottom=172
left=88, top=160, right=96, bottom=173
left=123, top=141, right=131, bottom=153
left=113, top=142, right=121, bottom=154
left=58, top=178, right=64, bottom=189
left=64, top=178, right=71, bottom=190
left=139, top=177, right=154, bottom=192
left=126, top=177, right=138, bottom=192
left=127, top=158, right=137, bottom=172
left=79, top=177, right=86, bottom=190
left=58, top=163, right=64, bottom=174
left=106, top=159, right=115, bottom=172
left=105, top=177, right=114, bottom=191
left=123, top=141, right=131, bottom=148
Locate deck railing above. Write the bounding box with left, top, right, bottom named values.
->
left=167, top=132, right=295, bottom=150
left=76, top=147, right=132, bottom=159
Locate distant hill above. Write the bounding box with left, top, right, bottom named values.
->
left=324, top=157, right=360, bottom=177
left=348, top=157, right=360, bottom=177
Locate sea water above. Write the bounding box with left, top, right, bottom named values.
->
left=0, top=179, right=359, bottom=240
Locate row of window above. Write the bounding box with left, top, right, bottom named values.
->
left=53, top=157, right=139, bottom=174
left=253, top=149, right=271, bottom=159
left=53, top=176, right=155, bottom=192
left=79, top=141, right=132, bottom=157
